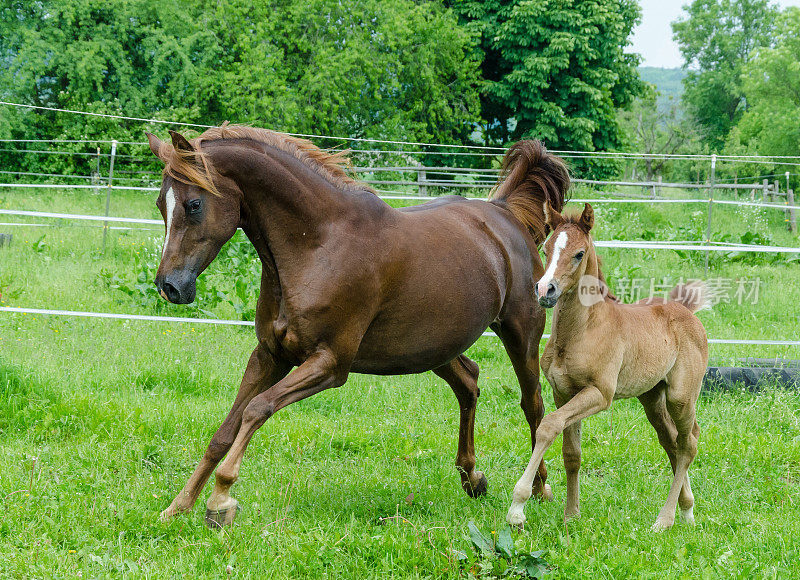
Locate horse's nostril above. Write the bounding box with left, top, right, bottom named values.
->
left=163, top=281, right=181, bottom=303
left=546, top=283, right=557, bottom=297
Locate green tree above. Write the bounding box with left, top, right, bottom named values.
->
left=449, top=0, right=643, bottom=177
left=731, top=7, right=800, bottom=185
left=618, top=85, right=700, bottom=181
left=672, top=0, right=778, bottom=149
left=0, top=0, right=481, bottom=176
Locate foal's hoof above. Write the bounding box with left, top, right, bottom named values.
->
left=464, top=472, right=489, bottom=498
left=537, top=483, right=553, bottom=503
left=506, top=509, right=526, bottom=530
left=680, top=506, right=695, bottom=526
left=205, top=502, right=241, bottom=529
left=651, top=516, right=674, bottom=533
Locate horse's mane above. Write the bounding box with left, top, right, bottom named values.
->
left=489, top=140, right=569, bottom=245
left=156, top=122, right=373, bottom=196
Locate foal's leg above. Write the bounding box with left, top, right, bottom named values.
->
left=160, top=346, right=290, bottom=522
left=554, top=389, right=583, bottom=521
left=507, top=386, right=610, bottom=527
left=433, top=355, right=487, bottom=497
left=651, top=378, right=701, bottom=532
left=638, top=385, right=696, bottom=525
left=205, top=349, right=347, bottom=527
left=496, top=317, right=552, bottom=501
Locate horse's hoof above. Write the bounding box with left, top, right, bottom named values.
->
left=651, top=516, right=674, bottom=533
left=563, top=509, right=580, bottom=523
left=506, top=509, right=526, bottom=530
left=680, top=506, right=695, bottom=526
left=538, top=483, right=553, bottom=502
left=160, top=504, right=188, bottom=523
left=464, top=472, right=489, bottom=498
left=205, top=502, right=241, bottom=529
left=159, top=507, right=176, bottom=523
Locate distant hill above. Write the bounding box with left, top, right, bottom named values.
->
left=638, top=67, right=686, bottom=101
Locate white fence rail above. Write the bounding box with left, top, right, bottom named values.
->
left=2, top=307, right=798, bottom=346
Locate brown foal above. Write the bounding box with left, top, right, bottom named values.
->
left=506, top=203, right=709, bottom=532
left=145, top=125, right=570, bottom=527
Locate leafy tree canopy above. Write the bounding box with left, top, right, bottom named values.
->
left=731, top=7, right=800, bottom=183
left=672, top=0, right=778, bottom=149
left=0, top=0, right=481, bottom=165
left=449, top=0, right=643, bottom=177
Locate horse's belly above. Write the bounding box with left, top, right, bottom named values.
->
left=351, top=320, right=489, bottom=375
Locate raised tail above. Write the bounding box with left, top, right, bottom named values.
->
left=669, top=281, right=712, bottom=313
left=489, top=140, right=570, bottom=245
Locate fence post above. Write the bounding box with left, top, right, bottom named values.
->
left=774, top=179, right=780, bottom=202
left=762, top=179, right=769, bottom=203
left=93, top=146, right=101, bottom=196
left=704, top=154, right=716, bottom=275
left=787, top=189, right=797, bottom=233
left=418, top=169, right=427, bottom=196
left=102, top=140, right=118, bottom=251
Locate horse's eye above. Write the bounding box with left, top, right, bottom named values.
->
left=575, top=251, right=585, bottom=261
left=186, top=199, right=202, bottom=214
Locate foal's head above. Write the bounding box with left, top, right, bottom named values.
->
left=146, top=130, right=242, bottom=304
left=536, top=203, right=595, bottom=308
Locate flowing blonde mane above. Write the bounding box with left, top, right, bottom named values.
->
left=156, top=122, right=373, bottom=196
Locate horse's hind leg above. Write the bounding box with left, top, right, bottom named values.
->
left=160, top=346, right=290, bottom=523
left=652, top=371, right=701, bottom=532
left=638, top=384, right=696, bottom=525
left=433, top=355, right=487, bottom=497
left=496, top=316, right=552, bottom=501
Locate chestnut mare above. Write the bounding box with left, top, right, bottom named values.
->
left=145, top=125, right=569, bottom=527
left=506, top=203, right=709, bottom=532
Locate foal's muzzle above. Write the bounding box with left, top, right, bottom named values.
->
left=155, top=271, right=197, bottom=304
left=536, top=280, right=560, bottom=308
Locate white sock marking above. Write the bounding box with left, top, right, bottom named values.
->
left=538, top=231, right=568, bottom=294
left=162, top=186, right=176, bottom=259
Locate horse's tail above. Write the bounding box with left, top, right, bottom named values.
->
left=669, top=281, right=712, bottom=313
left=489, top=140, right=570, bottom=245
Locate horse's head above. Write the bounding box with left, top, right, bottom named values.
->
left=146, top=131, right=241, bottom=304
left=536, top=202, right=595, bottom=308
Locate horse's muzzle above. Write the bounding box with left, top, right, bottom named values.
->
left=536, top=281, right=560, bottom=308
left=155, top=272, right=197, bottom=304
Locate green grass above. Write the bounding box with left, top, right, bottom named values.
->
left=0, top=185, right=799, bottom=577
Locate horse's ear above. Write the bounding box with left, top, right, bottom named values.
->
left=169, top=130, right=194, bottom=152
left=579, top=203, right=594, bottom=232
left=145, top=132, right=165, bottom=162
left=543, top=201, right=564, bottom=229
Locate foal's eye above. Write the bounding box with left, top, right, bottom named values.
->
left=575, top=251, right=585, bottom=261
left=186, top=199, right=202, bottom=214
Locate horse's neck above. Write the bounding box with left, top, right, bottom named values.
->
left=551, top=245, right=605, bottom=347
left=211, top=143, right=372, bottom=267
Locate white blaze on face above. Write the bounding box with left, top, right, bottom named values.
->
left=162, top=186, right=176, bottom=259
left=537, top=231, right=568, bottom=298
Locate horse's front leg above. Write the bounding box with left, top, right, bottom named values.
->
left=160, top=346, right=290, bottom=522
left=205, top=349, right=348, bottom=528
left=507, top=385, right=609, bottom=528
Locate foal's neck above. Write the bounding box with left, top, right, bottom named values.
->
left=550, top=245, right=606, bottom=347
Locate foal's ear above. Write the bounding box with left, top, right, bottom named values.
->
left=145, top=132, right=165, bottom=162
left=579, top=203, right=594, bottom=232
left=543, top=201, right=564, bottom=229
left=169, top=130, right=194, bottom=153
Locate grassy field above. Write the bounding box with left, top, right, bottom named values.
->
left=1, top=184, right=799, bottom=577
